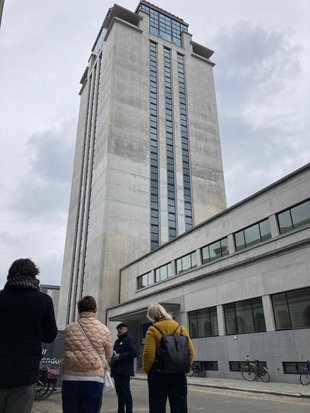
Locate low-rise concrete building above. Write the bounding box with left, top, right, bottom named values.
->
left=107, top=163, right=310, bottom=383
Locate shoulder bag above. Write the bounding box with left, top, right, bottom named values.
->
left=77, top=321, right=115, bottom=394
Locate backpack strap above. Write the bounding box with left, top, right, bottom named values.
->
left=172, top=324, right=181, bottom=335
left=153, top=323, right=180, bottom=336
left=153, top=325, right=163, bottom=335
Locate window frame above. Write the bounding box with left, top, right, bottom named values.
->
left=188, top=306, right=219, bottom=338
left=155, top=262, right=173, bottom=283
left=137, top=272, right=151, bottom=290
left=277, top=199, right=310, bottom=234
left=176, top=251, right=197, bottom=274
left=224, top=297, right=266, bottom=335
left=234, top=218, right=271, bottom=251
left=201, top=237, right=229, bottom=264
left=271, top=287, right=310, bottom=331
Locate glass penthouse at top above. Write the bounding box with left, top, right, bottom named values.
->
left=137, top=1, right=188, bottom=46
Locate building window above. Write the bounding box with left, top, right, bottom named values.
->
left=163, top=47, right=177, bottom=241
left=282, top=362, right=306, bottom=374
left=92, top=28, right=105, bottom=55
left=224, top=297, right=266, bottom=335
left=204, top=361, right=218, bottom=371
left=188, top=306, right=218, bottom=338
left=137, top=272, right=152, bottom=290
left=177, top=53, right=193, bottom=230
left=229, top=361, right=243, bottom=372
left=155, top=262, right=172, bottom=282
left=201, top=237, right=228, bottom=264
left=149, top=41, right=159, bottom=250
left=229, top=361, right=267, bottom=372
left=138, top=3, right=188, bottom=46
left=176, top=251, right=196, bottom=274
left=277, top=199, right=310, bottom=234
left=234, top=219, right=271, bottom=251
left=271, top=287, right=310, bottom=330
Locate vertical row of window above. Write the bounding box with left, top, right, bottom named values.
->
left=92, top=28, right=105, bottom=56
left=138, top=3, right=188, bottom=47
left=73, top=69, right=97, bottom=316
left=82, top=55, right=102, bottom=279
left=69, top=61, right=101, bottom=322
left=163, top=47, right=177, bottom=241
left=177, top=54, right=192, bottom=231
left=149, top=42, right=160, bottom=250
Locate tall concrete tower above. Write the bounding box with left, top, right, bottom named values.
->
left=58, top=1, right=226, bottom=328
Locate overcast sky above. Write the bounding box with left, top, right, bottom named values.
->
left=0, top=0, right=309, bottom=288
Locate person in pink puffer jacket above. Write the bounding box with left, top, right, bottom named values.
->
left=61, top=296, right=112, bottom=413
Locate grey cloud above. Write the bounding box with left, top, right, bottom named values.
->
left=220, top=115, right=308, bottom=205
left=27, top=126, right=75, bottom=183
left=36, top=252, right=64, bottom=287
left=216, top=22, right=284, bottom=67
left=0, top=229, right=66, bottom=288
left=210, top=21, right=308, bottom=205
left=10, top=123, right=74, bottom=217
left=213, top=22, right=302, bottom=110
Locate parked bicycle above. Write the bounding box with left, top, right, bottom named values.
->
left=187, top=361, right=205, bottom=377
left=300, top=360, right=310, bottom=385
left=35, top=366, right=60, bottom=400
left=241, top=356, right=270, bottom=383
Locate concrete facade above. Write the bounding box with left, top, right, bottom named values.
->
left=58, top=2, right=226, bottom=328
left=107, top=164, right=310, bottom=383
left=0, top=0, right=4, bottom=28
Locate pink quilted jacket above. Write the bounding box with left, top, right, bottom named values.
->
left=62, top=312, right=113, bottom=377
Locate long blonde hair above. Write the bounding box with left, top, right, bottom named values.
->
left=147, top=303, right=173, bottom=323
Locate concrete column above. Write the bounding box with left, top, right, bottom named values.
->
left=269, top=214, right=280, bottom=238
left=227, top=233, right=235, bottom=254
left=149, top=269, right=155, bottom=285
left=262, top=295, right=276, bottom=331
left=170, top=260, right=176, bottom=277
left=138, top=10, right=149, bottom=33
left=217, top=304, right=226, bottom=336
left=196, top=248, right=202, bottom=266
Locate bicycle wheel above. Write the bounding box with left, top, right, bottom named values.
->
left=186, top=368, right=194, bottom=377
left=260, top=367, right=270, bottom=383
left=35, top=382, right=55, bottom=400
left=35, top=382, right=49, bottom=400
left=242, top=367, right=257, bottom=381
left=300, top=371, right=310, bottom=385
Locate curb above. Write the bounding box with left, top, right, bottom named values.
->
left=132, top=376, right=310, bottom=399
left=187, top=382, right=307, bottom=399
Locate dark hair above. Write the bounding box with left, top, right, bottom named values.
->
left=8, top=258, right=39, bottom=279
left=78, top=296, right=97, bottom=314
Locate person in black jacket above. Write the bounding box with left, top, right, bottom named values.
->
left=0, top=258, right=58, bottom=413
left=111, top=322, right=137, bottom=413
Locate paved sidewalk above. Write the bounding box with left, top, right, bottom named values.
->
left=133, top=372, right=310, bottom=398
